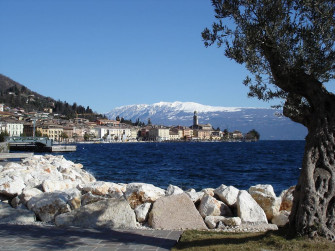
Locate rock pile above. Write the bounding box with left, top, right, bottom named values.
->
left=0, top=155, right=294, bottom=231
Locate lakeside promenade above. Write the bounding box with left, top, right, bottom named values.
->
left=0, top=224, right=182, bottom=251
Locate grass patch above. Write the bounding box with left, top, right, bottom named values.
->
left=172, top=227, right=335, bottom=251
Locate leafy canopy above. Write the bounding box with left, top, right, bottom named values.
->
left=202, top=0, right=335, bottom=104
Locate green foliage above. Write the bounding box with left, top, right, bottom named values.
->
left=0, top=74, right=101, bottom=121
left=247, top=129, right=260, bottom=140
left=0, top=131, right=9, bottom=142
left=35, top=130, right=42, bottom=137
left=202, top=0, right=335, bottom=118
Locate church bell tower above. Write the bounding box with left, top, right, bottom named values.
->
left=193, top=111, right=198, bottom=127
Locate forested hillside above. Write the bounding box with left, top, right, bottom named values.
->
left=0, top=74, right=101, bottom=120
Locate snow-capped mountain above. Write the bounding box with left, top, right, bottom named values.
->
left=105, top=101, right=307, bottom=140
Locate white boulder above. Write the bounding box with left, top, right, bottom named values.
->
left=272, top=210, right=290, bottom=227
left=236, top=190, right=268, bottom=224
left=249, top=184, right=281, bottom=221
left=134, top=202, right=151, bottom=223
left=124, top=183, right=165, bottom=209
left=0, top=175, right=25, bottom=197
left=199, top=194, right=233, bottom=218
left=27, top=191, right=78, bottom=222
left=166, top=184, right=184, bottom=196
left=185, top=189, right=204, bottom=203
left=148, top=193, right=207, bottom=230
left=42, top=179, right=78, bottom=192
left=280, top=186, right=295, bottom=211
left=214, top=185, right=239, bottom=207
left=20, top=188, right=43, bottom=205
left=55, top=198, right=137, bottom=229
left=204, top=216, right=225, bottom=229
left=222, top=217, right=242, bottom=226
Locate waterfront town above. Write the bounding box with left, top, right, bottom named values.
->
left=0, top=104, right=259, bottom=143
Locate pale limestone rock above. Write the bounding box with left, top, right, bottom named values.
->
left=166, top=184, right=184, bottom=196
left=0, top=207, right=36, bottom=224
left=124, top=183, right=165, bottom=209
left=204, top=216, right=225, bottom=229
left=214, top=185, right=239, bottom=207
left=272, top=210, right=290, bottom=227
left=148, top=193, right=207, bottom=230
left=134, top=202, right=151, bottom=223
left=55, top=198, right=137, bottom=229
left=81, top=192, right=107, bottom=206
left=0, top=175, right=25, bottom=197
left=237, top=190, right=268, bottom=224
left=20, top=188, right=43, bottom=205
left=64, top=188, right=82, bottom=210
left=222, top=217, right=242, bottom=226
left=27, top=192, right=73, bottom=222
left=280, top=186, right=295, bottom=211
left=199, top=194, right=233, bottom=218
left=185, top=189, right=204, bottom=203
left=201, top=188, right=215, bottom=197
left=249, top=184, right=281, bottom=221
left=108, top=183, right=125, bottom=198
left=81, top=181, right=114, bottom=196
left=42, top=179, right=78, bottom=192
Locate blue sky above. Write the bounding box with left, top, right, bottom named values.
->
left=1, top=0, right=333, bottom=114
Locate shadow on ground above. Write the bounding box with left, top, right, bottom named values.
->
left=0, top=223, right=181, bottom=250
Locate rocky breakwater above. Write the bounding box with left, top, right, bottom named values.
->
left=0, top=155, right=295, bottom=231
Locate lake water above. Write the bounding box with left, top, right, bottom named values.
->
left=57, top=141, right=305, bottom=195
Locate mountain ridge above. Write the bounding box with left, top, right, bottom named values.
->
left=106, top=101, right=307, bottom=140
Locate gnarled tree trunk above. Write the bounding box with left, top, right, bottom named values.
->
left=289, top=96, right=335, bottom=240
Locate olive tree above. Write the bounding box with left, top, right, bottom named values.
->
left=202, top=0, right=335, bottom=239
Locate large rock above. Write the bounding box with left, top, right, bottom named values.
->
left=280, top=186, right=295, bottom=211
left=134, top=202, right=151, bottom=223
left=124, top=183, right=165, bottom=209
left=0, top=206, right=36, bottom=224
left=199, top=194, right=233, bottom=218
left=214, top=185, right=239, bottom=207
left=0, top=175, right=25, bottom=197
left=204, top=215, right=242, bottom=229
left=249, top=184, right=281, bottom=221
left=81, top=192, right=107, bottom=206
left=236, top=190, right=268, bottom=224
left=148, top=193, right=207, bottom=230
left=27, top=190, right=81, bottom=222
left=55, top=198, right=137, bottom=229
left=222, top=217, right=242, bottom=227
left=166, top=184, right=184, bottom=196
left=204, top=216, right=225, bottom=229
left=201, top=188, right=215, bottom=197
left=272, top=210, right=290, bottom=227
left=20, top=188, right=43, bottom=205
left=185, top=189, right=204, bottom=203
left=42, top=179, right=78, bottom=192
left=81, top=181, right=123, bottom=197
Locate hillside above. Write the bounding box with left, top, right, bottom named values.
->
left=106, top=101, right=308, bottom=140
left=0, top=74, right=98, bottom=120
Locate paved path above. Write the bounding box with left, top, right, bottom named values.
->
left=0, top=224, right=182, bottom=251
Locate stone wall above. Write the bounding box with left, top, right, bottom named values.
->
left=0, top=155, right=294, bottom=231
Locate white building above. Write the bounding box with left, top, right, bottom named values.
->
left=0, top=120, right=24, bottom=137
left=149, top=127, right=170, bottom=141
left=94, top=126, right=134, bottom=142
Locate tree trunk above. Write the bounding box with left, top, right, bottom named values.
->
left=289, top=103, right=335, bottom=240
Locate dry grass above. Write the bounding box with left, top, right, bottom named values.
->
left=172, top=227, right=335, bottom=251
